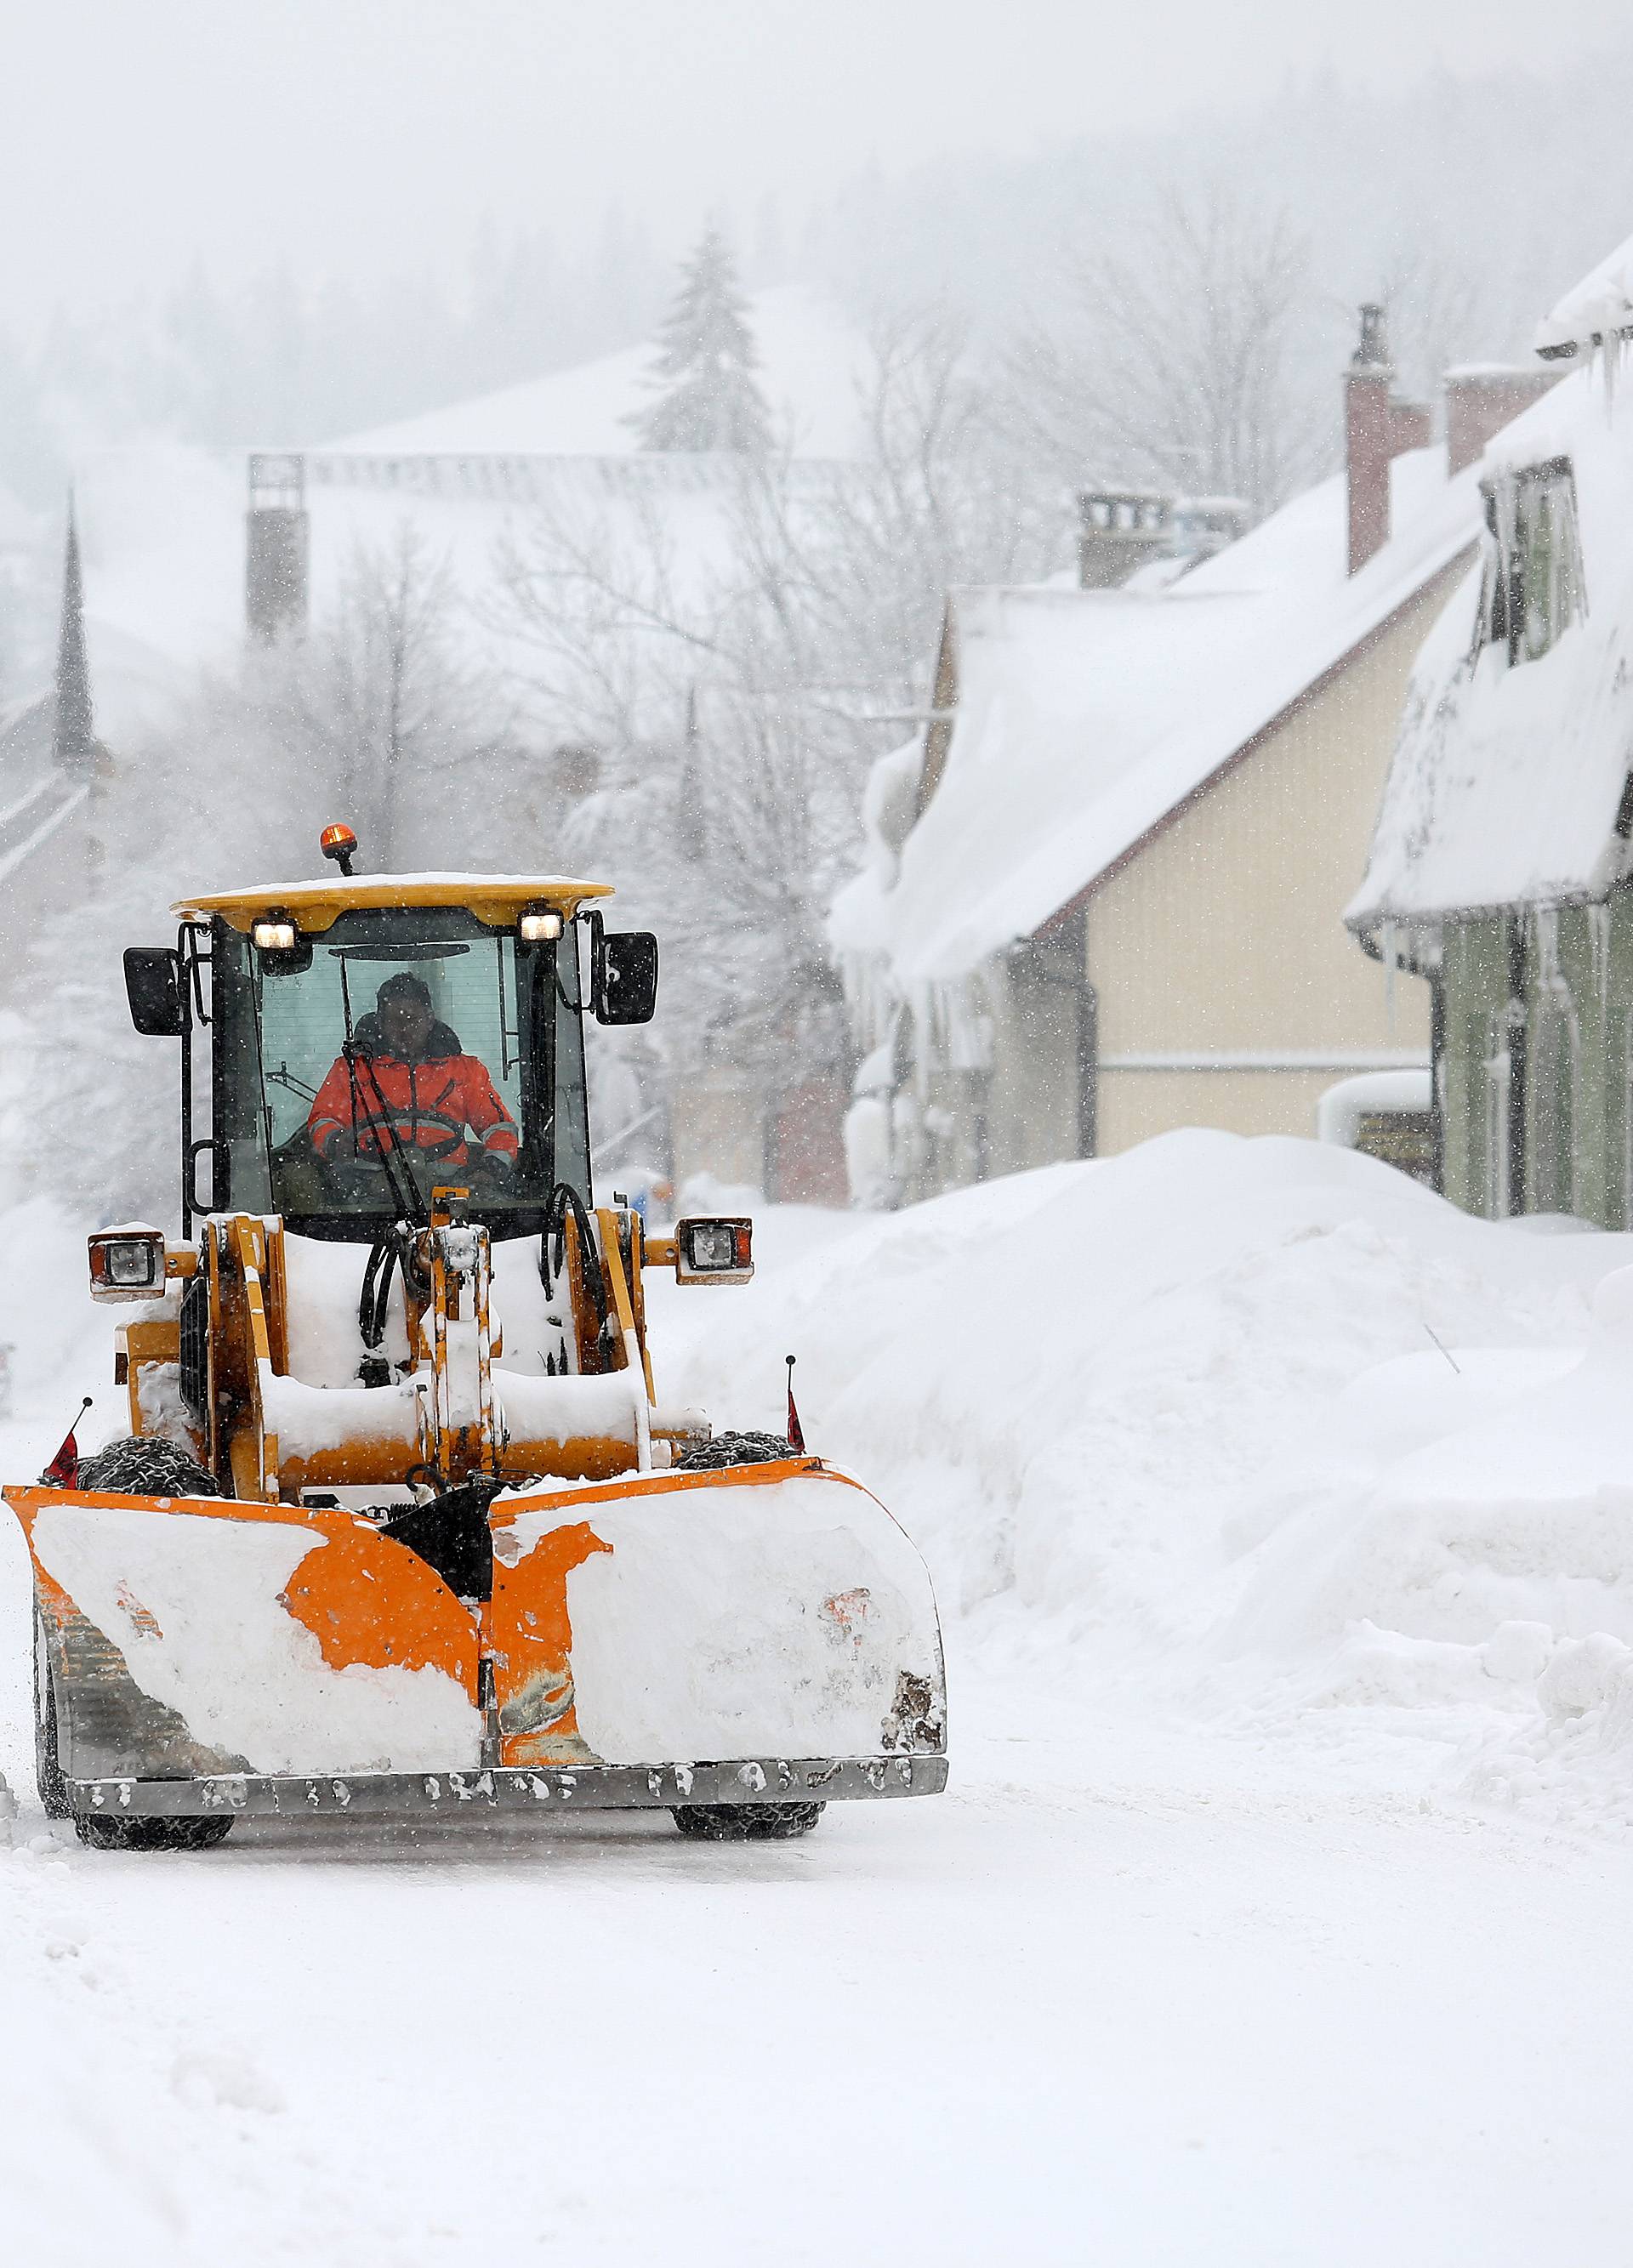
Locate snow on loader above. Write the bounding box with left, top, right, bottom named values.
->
left=11, top=831, right=946, bottom=1850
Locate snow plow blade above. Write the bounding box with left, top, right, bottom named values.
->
left=10, top=1458, right=947, bottom=1822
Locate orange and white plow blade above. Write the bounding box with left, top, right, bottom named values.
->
left=10, top=1461, right=947, bottom=1816
left=488, top=1464, right=946, bottom=1770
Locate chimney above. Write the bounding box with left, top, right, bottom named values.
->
left=246, top=452, right=309, bottom=642
left=1077, top=489, right=1172, bottom=588
left=1345, top=304, right=1431, bottom=576
left=1444, top=364, right=1566, bottom=477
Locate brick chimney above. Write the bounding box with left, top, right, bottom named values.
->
left=245, top=452, right=309, bottom=642
left=1443, top=364, right=1566, bottom=477
left=1345, top=305, right=1431, bottom=576
left=1077, top=489, right=1172, bottom=588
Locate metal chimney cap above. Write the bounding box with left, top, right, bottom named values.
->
left=1351, top=303, right=1392, bottom=372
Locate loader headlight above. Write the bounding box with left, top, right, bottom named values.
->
left=674, top=1216, right=754, bottom=1285
left=88, top=1229, right=167, bottom=1302
left=252, top=918, right=299, bottom=952
left=519, top=908, right=564, bottom=943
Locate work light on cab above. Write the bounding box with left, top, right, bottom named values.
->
left=87, top=1227, right=165, bottom=1302
left=251, top=917, right=298, bottom=952
left=674, top=1215, right=754, bottom=1284
left=519, top=907, right=564, bottom=942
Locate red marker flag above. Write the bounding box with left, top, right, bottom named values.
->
left=43, top=1396, right=92, bottom=1487
left=785, top=1355, right=805, bottom=1455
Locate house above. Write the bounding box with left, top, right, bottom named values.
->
left=1347, top=234, right=1633, bottom=1227
left=830, top=314, right=1558, bottom=1205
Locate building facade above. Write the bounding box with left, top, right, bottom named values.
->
left=1350, top=236, right=1633, bottom=1226
left=834, top=323, right=1557, bottom=1206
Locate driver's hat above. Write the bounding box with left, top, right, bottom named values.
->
left=377, top=971, right=434, bottom=1010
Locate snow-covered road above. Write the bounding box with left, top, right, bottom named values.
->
left=6, top=1642, right=1631, bottom=2265
left=7, top=1139, right=1633, bottom=2263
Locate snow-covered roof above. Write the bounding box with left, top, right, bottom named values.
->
left=1534, top=231, right=1633, bottom=360
left=60, top=285, right=873, bottom=750
left=0, top=685, right=92, bottom=879
left=834, top=449, right=1482, bottom=986
left=1350, top=354, right=1633, bottom=927
left=68, top=445, right=809, bottom=748
left=327, top=286, right=873, bottom=460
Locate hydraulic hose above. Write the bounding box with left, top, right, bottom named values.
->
left=539, top=1181, right=610, bottom=1363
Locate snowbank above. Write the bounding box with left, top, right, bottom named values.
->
left=649, top=1131, right=1633, bottom=1833
left=1315, top=1068, right=1431, bottom=1146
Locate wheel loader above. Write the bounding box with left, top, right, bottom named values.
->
left=9, top=832, right=947, bottom=1850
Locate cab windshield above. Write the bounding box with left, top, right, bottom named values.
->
left=212, top=907, right=589, bottom=1239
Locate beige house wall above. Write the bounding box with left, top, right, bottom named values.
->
left=1097, top=1067, right=1357, bottom=1151
left=1084, top=562, right=1465, bottom=1157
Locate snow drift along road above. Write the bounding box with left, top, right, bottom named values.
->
left=7, top=1131, right=1633, bottom=2265
left=656, top=1129, right=1633, bottom=1832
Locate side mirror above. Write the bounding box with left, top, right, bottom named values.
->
left=124, top=947, right=183, bottom=1037
left=591, top=919, right=658, bottom=1026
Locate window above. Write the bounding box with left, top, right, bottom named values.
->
left=213, top=906, right=591, bottom=1239
left=1479, top=457, right=1586, bottom=667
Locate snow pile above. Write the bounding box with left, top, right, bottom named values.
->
left=650, top=1131, right=1633, bottom=1829
left=1315, top=1067, right=1431, bottom=1145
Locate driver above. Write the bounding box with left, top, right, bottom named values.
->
left=306, top=971, right=520, bottom=1179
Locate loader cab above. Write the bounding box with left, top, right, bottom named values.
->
left=130, top=872, right=656, bottom=1243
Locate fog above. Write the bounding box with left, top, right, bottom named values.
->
left=0, top=0, right=1622, bottom=320
left=4, top=0, right=1633, bottom=1222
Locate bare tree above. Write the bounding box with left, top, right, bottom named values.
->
left=494, top=309, right=1060, bottom=1090
left=1, top=521, right=531, bottom=1229
left=1008, top=185, right=1331, bottom=520
left=1370, top=245, right=1494, bottom=411
left=283, top=524, right=500, bottom=865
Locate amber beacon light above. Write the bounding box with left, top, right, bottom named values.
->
left=320, top=823, right=358, bottom=876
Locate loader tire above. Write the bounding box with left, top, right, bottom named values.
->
left=673, top=1432, right=796, bottom=1471
left=75, top=1814, right=234, bottom=1853
left=33, top=1613, right=70, bottom=1820
left=671, top=1801, right=825, bottom=1840
left=73, top=1437, right=226, bottom=1498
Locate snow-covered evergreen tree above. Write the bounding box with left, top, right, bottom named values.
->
left=629, top=230, right=771, bottom=453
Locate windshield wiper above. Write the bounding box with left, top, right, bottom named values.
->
left=338, top=958, right=428, bottom=1228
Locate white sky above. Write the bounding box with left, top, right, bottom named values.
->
left=0, top=0, right=1621, bottom=321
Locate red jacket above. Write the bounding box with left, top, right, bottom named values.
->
left=308, top=1049, right=518, bottom=1167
